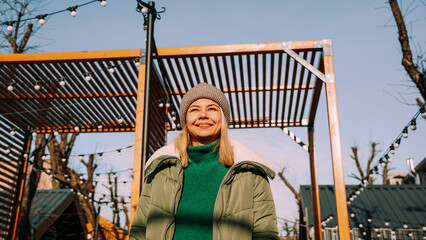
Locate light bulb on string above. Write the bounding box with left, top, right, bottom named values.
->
left=85, top=73, right=91, bottom=81
left=141, top=7, right=148, bottom=14
left=350, top=213, right=355, bottom=218
left=5, top=147, right=11, bottom=155
left=6, top=22, right=14, bottom=32
left=385, top=154, right=391, bottom=162
left=68, top=6, right=78, bottom=17
left=7, top=84, right=14, bottom=91
left=158, top=103, right=164, bottom=108
left=135, top=59, right=141, bottom=67
left=99, top=153, right=103, bottom=159
left=402, top=127, right=408, bottom=138
left=367, top=218, right=372, bottom=223
left=32, top=131, right=37, bottom=137
left=79, top=155, right=84, bottom=160
left=172, top=116, right=176, bottom=121
left=74, top=126, right=80, bottom=132
left=385, top=220, right=389, bottom=226
left=6, top=25, right=14, bottom=33
left=393, top=138, right=400, bottom=148
left=403, top=223, right=408, bottom=229
left=389, top=145, right=395, bottom=155
left=420, top=107, right=426, bottom=119
left=54, top=129, right=59, bottom=136
left=410, top=119, right=416, bottom=130
left=34, top=83, right=41, bottom=90
left=109, top=67, right=115, bottom=73
left=42, top=155, right=46, bottom=160
left=36, top=15, right=47, bottom=25
left=61, top=158, right=66, bottom=163
left=117, top=116, right=123, bottom=124
left=23, top=153, right=28, bottom=158
left=117, top=149, right=122, bottom=156
left=100, top=0, right=107, bottom=7
left=10, top=129, right=16, bottom=136
left=59, top=79, right=66, bottom=86
left=165, top=103, right=170, bottom=108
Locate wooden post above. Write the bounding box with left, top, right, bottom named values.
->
left=307, top=124, right=322, bottom=240
left=323, top=40, right=350, bottom=240
left=11, top=131, right=32, bottom=240
left=130, top=61, right=147, bottom=227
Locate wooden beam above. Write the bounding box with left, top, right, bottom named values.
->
left=307, top=125, right=322, bottom=240
left=323, top=54, right=350, bottom=240
left=0, top=49, right=141, bottom=63
left=130, top=63, right=146, bottom=227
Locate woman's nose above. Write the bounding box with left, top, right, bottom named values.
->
left=199, top=109, right=207, bottom=118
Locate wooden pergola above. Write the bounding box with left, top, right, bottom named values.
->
left=0, top=40, right=350, bottom=239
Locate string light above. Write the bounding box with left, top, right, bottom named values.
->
left=393, top=138, right=400, bottom=148
left=6, top=22, right=14, bottom=32
left=100, top=0, right=107, bottom=7
left=410, top=119, right=416, bottom=130
left=36, top=15, right=47, bottom=25
left=421, top=107, right=426, bottom=119
left=402, top=127, right=408, bottom=138
left=2, top=0, right=109, bottom=33
left=10, top=129, right=16, bottom=135
left=74, top=126, right=80, bottom=132
left=85, top=73, right=91, bottom=81
left=68, top=6, right=78, bottom=17
left=7, top=84, right=14, bottom=91
left=389, top=145, right=395, bottom=154
left=32, top=131, right=37, bottom=137
left=117, top=116, right=123, bottom=124
left=108, top=67, right=115, bottom=73
left=59, top=78, right=66, bottom=86
left=5, top=147, right=11, bottom=154
left=158, top=103, right=164, bottom=107
left=34, top=83, right=41, bottom=90
left=117, top=149, right=122, bottom=156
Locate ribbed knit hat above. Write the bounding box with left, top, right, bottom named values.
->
left=179, top=82, right=230, bottom=127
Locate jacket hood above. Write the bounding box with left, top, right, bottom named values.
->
left=144, top=139, right=276, bottom=179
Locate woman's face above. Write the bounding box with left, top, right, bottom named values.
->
left=186, top=98, right=222, bottom=146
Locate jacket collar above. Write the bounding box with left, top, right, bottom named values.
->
left=144, top=139, right=275, bottom=179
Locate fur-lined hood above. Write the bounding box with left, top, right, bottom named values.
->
left=145, top=139, right=275, bottom=179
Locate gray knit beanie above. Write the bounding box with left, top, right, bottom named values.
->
left=179, top=82, right=230, bottom=127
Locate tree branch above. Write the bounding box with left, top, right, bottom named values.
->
left=389, top=0, right=425, bottom=101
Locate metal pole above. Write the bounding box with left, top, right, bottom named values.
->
left=94, top=203, right=102, bottom=240
left=140, top=1, right=156, bottom=192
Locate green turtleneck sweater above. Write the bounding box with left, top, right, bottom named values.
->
left=173, top=141, right=229, bottom=240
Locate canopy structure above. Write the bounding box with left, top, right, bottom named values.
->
left=0, top=40, right=350, bottom=239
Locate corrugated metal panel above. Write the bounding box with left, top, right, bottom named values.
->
left=30, top=189, right=74, bottom=230
left=300, top=185, right=426, bottom=229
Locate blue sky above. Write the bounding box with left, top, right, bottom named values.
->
left=14, top=0, right=425, bottom=231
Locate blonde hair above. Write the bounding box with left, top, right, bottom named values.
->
left=174, top=110, right=234, bottom=168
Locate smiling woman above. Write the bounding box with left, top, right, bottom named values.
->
left=130, top=83, right=279, bottom=240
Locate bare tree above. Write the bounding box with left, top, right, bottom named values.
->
left=121, top=196, right=130, bottom=229
left=348, top=141, right=380, bottom=184
left=388, top=0, right=426, bottom=102
left=0, top=0, right=44, bottom=53
left=278, top=168, right=300, bottom=238
left=18, top=134, right=48, bottom=240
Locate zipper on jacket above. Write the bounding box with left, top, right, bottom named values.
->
left=164, top=163, right=183, bottom=239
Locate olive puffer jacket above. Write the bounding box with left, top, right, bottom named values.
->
left=130, top=140, right=279, bottom=240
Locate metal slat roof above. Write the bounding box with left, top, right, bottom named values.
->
left=0, top=41, right=325, bottom=134
left=300, top=185, right=426, bottom=229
